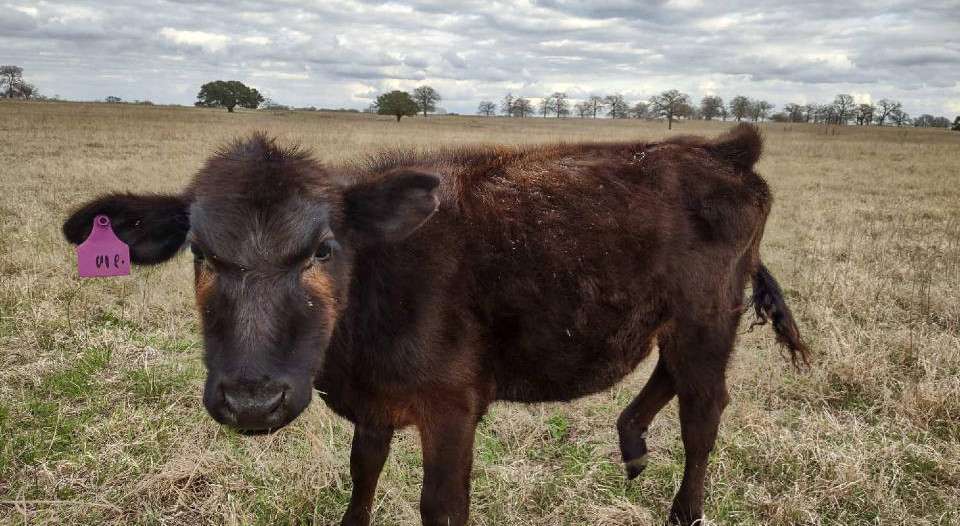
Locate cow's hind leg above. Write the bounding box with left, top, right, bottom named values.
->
left=617, top=354, right=676, bottom=479
left=662, top=319, right=735, bottom=526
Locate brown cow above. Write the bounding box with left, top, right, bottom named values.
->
left=62, top=123, right=806, bottom=525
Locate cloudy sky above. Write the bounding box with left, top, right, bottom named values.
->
left=3, top=0, right=959, bottom=116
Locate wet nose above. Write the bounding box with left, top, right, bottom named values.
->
left=220, top=380, right=289, bottom=431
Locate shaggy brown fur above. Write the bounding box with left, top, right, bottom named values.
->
left=63, top=124, right=806, bottom=526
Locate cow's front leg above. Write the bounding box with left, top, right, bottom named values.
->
left=417, top=398, right=481, bottom=526
left=341, top=425, right=394, bottom=526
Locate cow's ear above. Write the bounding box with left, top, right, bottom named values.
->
left=63, top=193, right=190, bottom=264
left=343, top=170, right=440, bottom=243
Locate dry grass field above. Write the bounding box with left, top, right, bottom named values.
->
left=1, top=100, right=958, bottom=525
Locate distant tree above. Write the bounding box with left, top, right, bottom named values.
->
left=538, top=95, right=554, bottom=118
left=874, top=99, right=901, bottom=126
left=550, top=92, right=569, bottom=117
left=890, top=107, right=910, bottom=127
left=104, top=96, right=123, bottom=103
left=537, top=96, right=553, bottom=117
left=930, top=116, right=950, bottom=128
left=512, top=97, right=533, bottom=118
left=719, top=105, right=729, bottom=121
left=500, top=93, right=515, bottom=117
left=630, top=101, right=649, bottom=119
left=749, top=100, right=774, bottom=122
left=784, top=103, right=805, bottom=123
left=770, top=112, right=790, bottom=123
left=817, top=104, right=838, bottom=124
left=574, top=101, right=591, bottom=118
left=374, top=90, right=419, bottom=121
left=0, top=65, right=24, bottom=98
left=855, top=104, right=875, bottom=125
left=699, top=96, right=723, bottom=120
left=912, top=114, right=931, bottom=127
left=604, top=94, right=629, bottom=119
left=413, top=85, right=441, bottom=117
left=803, top=103, right=817, bottom=123
left=729, top=95, right=751, bottom=122
left=196, top=80, right=264, bottom=112
left=832, top=94, right=855, bottom=124
left=477, top=100, right=496, bottom=116
left=649, top=89, right=691, bottom=129
left=16, top=82, right=35, bottom=99
left=952, top=116, right=960, bottom=131
left=587, top=95, right=605, bottom=118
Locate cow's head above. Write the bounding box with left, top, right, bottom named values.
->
left=62, top=134, right=439, bottom=432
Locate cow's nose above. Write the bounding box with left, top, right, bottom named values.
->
left=220, top=381, right=288, bottom=431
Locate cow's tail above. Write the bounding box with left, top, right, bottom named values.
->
left=751, top=263, right=809, bottom=368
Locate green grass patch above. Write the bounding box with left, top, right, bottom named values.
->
left=38, top=345, right=112, bottom=400
left=125, top=364, right=197, bottom=405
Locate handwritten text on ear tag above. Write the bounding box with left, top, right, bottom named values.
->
left=77, top=215, right=131, bottom=278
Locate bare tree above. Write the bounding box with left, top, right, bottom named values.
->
left=477, top=100, right=496, bottom=116
left=729, top=95, right=751, bottom=122
left=0, top=65, right=24, bottom=98
left=550, top=92, right=569, bottom=118
left=912, top=114, right=937, bottom=127
left=574, top=101, right=591, bottom=118
left=890, top=107, right=910, bottom=127
left=832, top=94, right=855, bottom=125
left=854, top=104, right=875, bottom=125
left=501, top=93, right=515, bottom=117
left=874, top=99, right=901, bottom=126
left=649, top=89, right=691, bottom=129
left=538, top=95, right=554, bottom=118
left=749, top=100, right=774, bottom=122
left=604, top=94, right=629, bottom=119
left=784, top=103, right=805, bottom=123
left=587, top=95, right=605, bottom=118
left=803, top=103, right=817, bottom=123
left=630, top=101, right=649, bottom=119
left=699, top=96, right=723, bottom=120
left=512, top=97, right=533, bottom=118
left=17, top=82, right=35, bottom=99
left=929, top=116, right=950, bottom=128
left=816, top=104, right=837, bottom=124
left=719, top=105, right=729, bottom=121
left=412, top=85, right=441, bottom=117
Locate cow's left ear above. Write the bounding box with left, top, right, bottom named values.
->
left=63, top=192, right=191, bottom=264
left=343, top=170, right=440, bottom=243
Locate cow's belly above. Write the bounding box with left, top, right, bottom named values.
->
left=482, top=290, right=666, bottom=402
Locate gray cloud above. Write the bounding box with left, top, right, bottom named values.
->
left=1, top=0, right=958, bottom=115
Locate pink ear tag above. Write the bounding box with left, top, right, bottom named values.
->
left=76, top=215, right=131, bottom=278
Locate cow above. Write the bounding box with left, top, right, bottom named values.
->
left=62, top=123, right=806, bottom=525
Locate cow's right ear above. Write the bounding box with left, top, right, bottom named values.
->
left=63, top=193, right=190, bottom=265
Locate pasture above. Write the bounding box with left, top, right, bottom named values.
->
left=1, top=101, right=958, bottom=525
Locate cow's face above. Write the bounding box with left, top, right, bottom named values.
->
left=63, top=135, right=439, bottom=432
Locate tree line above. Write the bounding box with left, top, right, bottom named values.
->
left=477, top=90, right=956, bottom=129
left=3, top=63, right=957, bottom=131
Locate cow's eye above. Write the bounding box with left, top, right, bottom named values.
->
left=314, top=240, right=333, bottom=263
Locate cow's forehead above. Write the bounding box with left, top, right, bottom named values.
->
left=189, top=194, right=330, bottom=267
